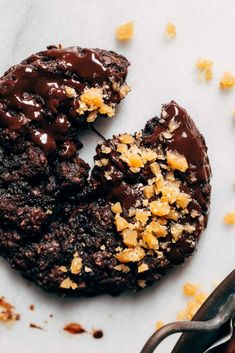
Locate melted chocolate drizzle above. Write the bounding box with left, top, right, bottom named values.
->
left=0, top=46, right=128, bottom=155
left=143, top=101, right=211, bottom=211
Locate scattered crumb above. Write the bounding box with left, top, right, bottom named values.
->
left=155, top=283, right=209, bottom=327
left=219, top=72, right=235, bottom=90
left=63, top=323, right=86, bottom=335
left=93, top=329, right=103, bottom=339
left=183, top=283, right=199, bottom=297
left=155, top=321, right=164, bottom=330
left=224, top=212, right=235, bottom=225
left=165, top=22, right=176, bottom=39
left=196, top=59, right=213, bottom=81
left=29, top=323, right=43, bottom=330
left=0, top=297, right=20, bottom=324
left=177, top=283, right=208, bottom=321
left=29, top=304, right=35, bottom=311
left=116, top=21, right=134, bottom=41
left=49, top=314, right=53, bottom=318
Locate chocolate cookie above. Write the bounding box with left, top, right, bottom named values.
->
left=0, top=45, right=130, bottom=233
left=0, top=48, right=211, bottom=296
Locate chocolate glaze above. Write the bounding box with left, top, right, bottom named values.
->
left=143, top=101, right=211, bottom=212
left=107, top=182, right=140, bottom=209
left=0, top=46, right=129, bottom=155
left=163, top=102, right=211, bottom=184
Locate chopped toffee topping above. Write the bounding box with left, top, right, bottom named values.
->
left=95, top=129, right=198, bottom=266
left=196, top=59, right=213, bottom=81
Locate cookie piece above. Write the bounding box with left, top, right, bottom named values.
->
left=0, top=45, right=130, bottom=153
left=0, top=45, right=130, bottom=233
left=0, top=99, right=211, bottom=296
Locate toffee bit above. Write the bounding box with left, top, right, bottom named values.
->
left=219, top=72, right=235, bottom=90
left=165, top=22, right=176, bottom=39
left=0, top=297, right=20, bottom=324
left=196, top=59, right=213, bottom=82
left=116, top=21, right=134, bottom=41
left=224, top=212, right=235, bottom=225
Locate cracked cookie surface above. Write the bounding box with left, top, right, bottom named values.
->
left=0, top=48, right=211, bottom=296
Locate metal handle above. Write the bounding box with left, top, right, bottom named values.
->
left=140, top=294, right=235, bottom=353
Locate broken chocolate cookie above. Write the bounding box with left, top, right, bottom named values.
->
left=0, top=47, right=211, bottom=296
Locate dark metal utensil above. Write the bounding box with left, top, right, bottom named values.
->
left=204, top=318, right=234, bottom=352
left=140, top=270, right=235, bottom=353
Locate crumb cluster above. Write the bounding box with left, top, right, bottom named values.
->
left=155, top=282, right=208, bottom=328
left=196, top=59, right=213, bottom=82
left=0, top=297, right=19, bottom=324
left=65, top=84, right=131, bottom=123
left=177, top=283, right=208, bottom=320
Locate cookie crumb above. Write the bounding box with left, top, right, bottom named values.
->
left=0, top=297, right=20, bottom=324
left=116, top=21, right=134, bottom=41
left=29, top=323, right=43, bottom=330
left=219, top=72, right=235, bottom=90
left=165, top=22, right=176, bottom=39
left=224, top=212, right=235, bottom=225
left=183, top=283, right=199, bottom=297
left=93, top=329, right=103, bottom=339
left=177, top=284, right=208, bottom=321
left=64, top=322, right=86, bottom=334
left=29, top=304, right=35, bottom=311
left=196, top=59, right=213, bottom=81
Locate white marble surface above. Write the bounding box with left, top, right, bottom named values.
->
left=0, top=0, right=235, bottom=352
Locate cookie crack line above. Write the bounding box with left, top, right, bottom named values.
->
left=0, top=45, right=211, bottom=297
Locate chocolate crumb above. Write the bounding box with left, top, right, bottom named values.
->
left=49, top=314, right=53, bottom=318
left=29, top=323, right=43, bottom=330
left=63, top=322, right=86, bottom=334
left=29, top=304, right=35, bottom=311
left=93, top=329, right=103, bottom=339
